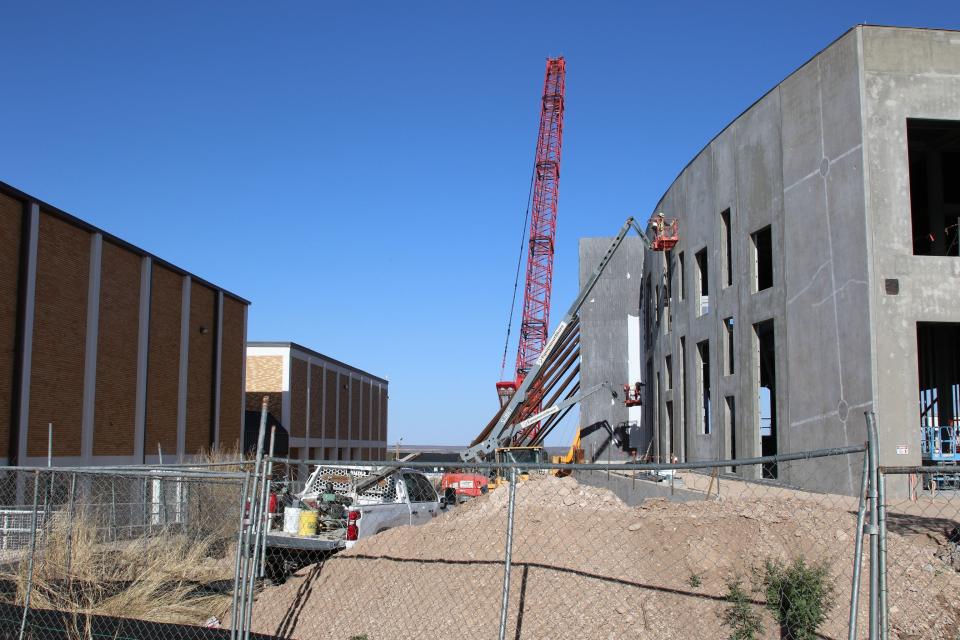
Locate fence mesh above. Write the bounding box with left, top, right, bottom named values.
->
left=3, top=446, right=956, bottom=639
left=0, top=467, right=247, bottom=640
left=880, top=467, right=960, bottom=640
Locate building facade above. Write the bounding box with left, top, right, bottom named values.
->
left=245, top=342, right=388, bottom=461
left=0, top=181, right=249, bottom=466
left=641, top=25, right=960, bottom=494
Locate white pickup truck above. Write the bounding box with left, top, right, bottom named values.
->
left=266, top=465, right=444, bottom=553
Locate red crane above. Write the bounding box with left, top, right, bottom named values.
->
left=497, top=57, right=566, bottom=411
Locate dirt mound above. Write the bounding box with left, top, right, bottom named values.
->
left=250, top=474, right=960, bottom=640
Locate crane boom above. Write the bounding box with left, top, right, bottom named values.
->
left=497, top=57, right=566, bottom=409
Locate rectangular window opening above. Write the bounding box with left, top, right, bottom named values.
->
left=752, top=226, right=773, bottom=292
left=678, top=252, right=685, bottom=301
left=724, top=395, right=736, bottom=473
left=664, top=400, right=674, bottom=463
left=724, top=317, right=735, bottom=376
left=678, top=336, right=686, bottom=462
left=909, top=119, right=960, bottom=256
left=917, top=322, right=960, bottom=464
left=721, top=209, right=733, bottom=288
left=695, top=248, right=709, bottom=316
left=697, top=340, right=711, bottom=435
left=665, top=355, right=673, bottom=390
left=754, top=320, right=777, bottom=479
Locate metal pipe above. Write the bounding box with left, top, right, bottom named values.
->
left=19, top=471, right=40, bottom=640
left=65, top=473, right=76, bottom=582
left=230, top=472, right=251, bottom=640
left=866, top=411, right=880, bottom=640
left=498, top=466, right=518, bottom=640
left=878, top=472, right=888, bottom=640
left=259, top=426, right=276, bottom=578
left=848, top=449, right=870, bottom=640
left=242, top=397, right=270, bottom=639
left=292, top=443, right=867, bottom=472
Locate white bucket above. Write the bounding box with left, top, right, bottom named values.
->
left=283, top=507, right=302, bottom=534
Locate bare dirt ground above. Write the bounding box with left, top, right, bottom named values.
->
left=250, top=474, right=960, bottom=640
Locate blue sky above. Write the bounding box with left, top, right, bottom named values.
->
left=1, top=2, right=955, bottom=447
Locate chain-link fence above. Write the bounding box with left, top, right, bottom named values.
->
left=246, top=444, right=879, bottom=640
left=3, top=414, right=954, bottom=640
left=0, top=466, right=249, bottom=640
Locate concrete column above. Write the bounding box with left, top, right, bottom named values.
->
left=176, top=276, right=192, bottom=459
left=134, top=257, right=152, bottom=463
left=80, top=233, right=103, bottom=462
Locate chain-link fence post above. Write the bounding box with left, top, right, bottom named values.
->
left=878, top=470, right=888, bottom=640
left=848, top=449, right=869, bottom=640
left=866, top=411, right=880, bottom=640
left=18, top=470, right=40, bottom=640
left=498, top=465, right=518, bottom=640
left=231, top=470, right=252, bottom=640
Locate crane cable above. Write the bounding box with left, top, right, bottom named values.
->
left=499, top=163, right=537, bottom=381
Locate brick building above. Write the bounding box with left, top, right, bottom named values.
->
left=246, top=342, right=388, bottom=461
left=0, top=181, right=249, bottom=465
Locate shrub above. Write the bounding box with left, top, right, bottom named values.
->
left=722, top=578, right=764, bottom=640
left=688, top=573, right=702, bottom=587
left=762, top=556, right=834, bottom=640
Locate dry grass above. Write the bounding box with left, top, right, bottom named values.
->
left=3, top=509, right=235, bottom=628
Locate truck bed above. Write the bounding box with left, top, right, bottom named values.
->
left=265, top=529, right=346, bottom=551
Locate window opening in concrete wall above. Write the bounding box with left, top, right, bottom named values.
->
left=754, top=320, right=777, bottom=479
left=724, top=317, right=735, bottom=375
left=678, top=252, right=685, bottom=301
left=724, top=395, right=736, bottom=472
left=665, top=354, right=673, bottom=390
left=665, top=400, right=674, bottom=462
left=665, top=253, right=673, bottom=331
left=917, top=323, right=960, bottom=463
left=721, top=208, right=732, bottom=288
left=752, top=226, right=773, bottom=291
left=908, top=119, right=960, bottom=256
left=678, top=336, right=686, bottom=462
left=695, top=248, right=708, bottom=315
left=697, top=340, right=711, bottom=435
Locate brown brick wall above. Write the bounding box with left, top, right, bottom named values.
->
left=379, top=386, right=388, bottom=443
left=93, top=242, right=140, bottom=456
left=245, top=355, right=283, bottom=422
left=350, top=377, right=360, bottom=441
left=0, top=193, right=23, bottom=459
left=28, top=214, right=89, bottom=457
left=145, top=265, right=182, bottom=456
left=289, top=357, right=307, bottom=438
left=185, top=284, right=216, bottom=454
left=337, top=373, right=349, bottom=440
left=309, top=363, right=322, bottom=440
left=218, top=297, right=245, bottom=450
left=324, top=369, right=337, bottom=440
left=361, top=381, right=372, bottom=441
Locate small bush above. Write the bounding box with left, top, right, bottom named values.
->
left=688, top=573, right=702, bottom=587
left=722, top=578, right=764, bottom=640
left=762, top=556, right=834, bottom=640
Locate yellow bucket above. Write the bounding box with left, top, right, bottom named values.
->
left=298, top=510, right=318, bottom=536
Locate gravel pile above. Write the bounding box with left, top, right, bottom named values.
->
left=250, top=474, right=960, bottom=640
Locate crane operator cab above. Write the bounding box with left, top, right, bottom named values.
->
left=490, top=446, right=548, bottom=489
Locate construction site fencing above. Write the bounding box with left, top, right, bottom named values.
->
left=245, top=443, right=886, bottom=640
left=2, top=413, right=944, bottom=640
left=0, top=466, right=249, bottom=640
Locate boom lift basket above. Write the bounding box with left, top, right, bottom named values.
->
left=649, top=215, right=679, bottom=251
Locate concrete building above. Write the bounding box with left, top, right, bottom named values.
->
left=640, top=25, right=960, bottom=494
left=245, top=342, right=388, bottom=461
left=0, top=181, right=249, bottom=466
left=577, top=237, right=644, bottom=459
